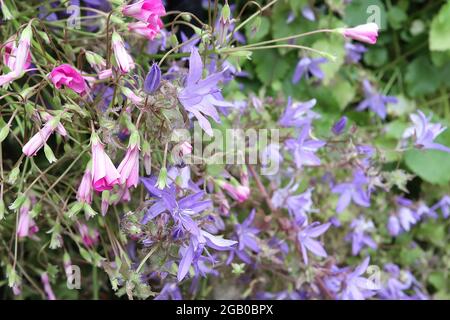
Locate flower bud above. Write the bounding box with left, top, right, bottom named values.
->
left=332, top=116, right=348, bottom=135
left=144, top=63, right=161, bottom=94
left=8, top=166, right=20, bottom=184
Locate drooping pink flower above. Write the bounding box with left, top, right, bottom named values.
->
left=22, top=116, right=62, bottom=157
left=122, top=87, right=143, bottom=104
left=218, top=181, right=250, bottom=203
left=17, top=201, right=39, bottom=239
left=77, top=164, right=93, bottom=204
left=122, top=0, right=166, bottom=24
left=117, top=132, right=140, bottom=188
left=90, top=132, right=121, bottom=191
left=40, top=273, right=56, bottom=300
left=112, top=32, right=135, bottom=74
left=0, top=24, right=32, bottom=86
left=342, top=23, right=379, bottom=44
left=3, top=36, right=31, bottom=72
left=49, top=64, right=88, bottom=95
left=98, top=68, right=113, bottom=80
left=77, top=222, right=99, bottom=248
left=128, top=21, right=163, bottom=40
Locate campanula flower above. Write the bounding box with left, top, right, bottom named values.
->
left=341, top=23, right=379, bottom=44
left=345, top=216, right=377, bottom=255
left=302, top=6, right=316, bottom=21
left=356, top=79, right=397, bottom=119
left=431, top=195, right=450, bottom=218
left=90, top=132, right=121, bottom=191
left=49, top=64, right=88, bottom=96
left=402, top=110, right=450, bottom=153
left=345, top=43, right=367, bottom=63
left=272, top=180, right=314, bottom=224
left=297, top=222, right=331, bottom=265
left=377, top=264, right=428, bottom=300
left=332, top=170, right=371, bottom=213
left=340, top=257, right=378, bottom=300
left=178, top=48, right=233, bottom=136
left=235, top=209, right=260, bottom=253
left=279, top=97, right=319, bottom=128
left=292, top=57, right=327, bottom=84
left=154, top=283, right=182, bottom=300
left=285, top=125, right=326, bottom=169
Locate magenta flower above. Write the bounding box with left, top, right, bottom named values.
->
left=178, top=48, right=233, bottom=136
left=122, top=0, right=166, bottom=24
left=22, top=116, right=63, bottom=157
left=297, top=222, right=331, bottom=265
left=342, top=23, right=379, bottom=44
left=90, top=132, right=121, bottom=192
left=77, top=163, right=93, bottom=204
left=219, top=181, right=250, bottom=203
left=117, top=132, right=140, bottom=188
left=112, top=32, right=135, bottom=74
left=49, top=64, right=88, bottom=96
left=402, top=110, right=450, bottom=153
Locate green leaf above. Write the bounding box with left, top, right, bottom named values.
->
left=311, top=35, right=345, bottom=85
left=405, top=56, right=441, bottom=97
left=363, top=47, right=388, bottom=67
left=387, top=6, right=407, bottom=30
left=405, top=149, right=450, bottom=185
left=429, top=2, right=450, bottom=51
left=253, top=50, right=290, bottom=86
left=245, top=16, right=270, bottom=43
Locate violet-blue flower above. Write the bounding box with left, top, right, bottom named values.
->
left=339, top=257, right=378, bottom=300
left=279, top=97, right=320, bottom=128
left=402, top=110, right=450, bottom=153
left=297, top=221, right=331, bottom=264
left=332, top=170, right=371, bottom=213
left=345, top=43, right=367, bottom=64
left=356, top=79, right=397, bottom=119
left=285, top=125, right=326, bottom=169
left=345, top=216, right=377, bottom=255
left=178, top=48, right=233, bottom=136
left=292, top=57, right=327, bottom=84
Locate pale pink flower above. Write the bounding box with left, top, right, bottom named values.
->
left=91, top=133, right=121, bottom=191
left=22, top=116, right=61, bottom=157
left=49, top=64, right=88, bottom=95
left=77, top=164, right=93, bottom=204
left=17, top=201, right=39, bottom=239
left=41, top=273, right=56, bottom=300
left=128, top=21, right=163, bottom=40
left=219, top=181, right=250, bottom=203
left=98, top=68, right=113, bottom=80
left=0, top=24, right=32, bottom=86
left=122, top=0, right=166, bottom=24
left=117, top=132, right=140, bottom=188
left=77, top=222, right=99, bottom=248
left=3, top=36, right=31, bottom=72
left=342, top=23, right=379, bottom=44
left=112, top=32, right=135, bottom=74
left=122, top=87, right=143, bottom=104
